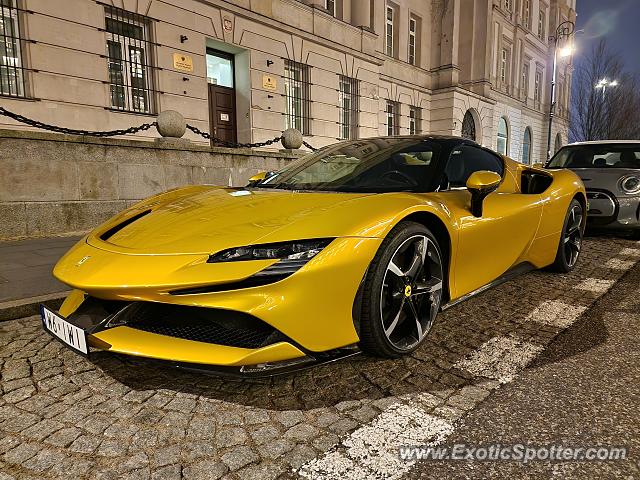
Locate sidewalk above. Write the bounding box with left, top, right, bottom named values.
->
left=0, top=235, right=80, bottom=320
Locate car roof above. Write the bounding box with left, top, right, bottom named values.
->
left=566, top=140, right=640, bottom=146
left=352, top=135, right=481, bottom=148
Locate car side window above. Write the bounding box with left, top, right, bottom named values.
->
left=442, top=145, right=504, bottom=189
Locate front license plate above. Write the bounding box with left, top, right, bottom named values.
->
left=41, top=305, right=88, bottom=355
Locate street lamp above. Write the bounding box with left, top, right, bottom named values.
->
left=595, top=78, right=618, bottom=100
left=546, top=20, right=576, bottom=161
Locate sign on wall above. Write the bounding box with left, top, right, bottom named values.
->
left=173, top=53, right=194, bottom=72
left=262, top=75, right=277, bottom=91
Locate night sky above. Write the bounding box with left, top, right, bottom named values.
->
left=575, top=0, right=640, bottom=76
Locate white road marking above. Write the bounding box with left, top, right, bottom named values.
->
left=574, top=278, right=615, bottom=293
left=453, top=336, right=543, bottom=384
left=605, top=258, right=637, bottom=270
left=620, top=247, right=640, bottom=258
left=297, top=246, right=638, bottom=479
left=298, top=402, right=454, bottom=480
left=525, top=300, right=587, bottom=328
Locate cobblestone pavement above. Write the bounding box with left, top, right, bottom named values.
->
left=408, top=254, right=640, bottom=480
left=0, top=236, right=638, bottom=479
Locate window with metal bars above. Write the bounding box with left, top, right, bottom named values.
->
left=409, top=106, right=421, bottom=135
left=284, top=60, right=311, bottom=135
left=386, top=100, right=399, bottom=136
left=339, top=75, right=359, bottom=140
left=105, top=6, right=156, bottom=114
left=0, top=0, right=26, bottom=98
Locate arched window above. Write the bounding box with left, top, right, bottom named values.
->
left=497, top=117, right=509, bottom=155
left=522, top=127, right=532, bottom=164
left=461, top=110, right=476, bottom=141
left=554, top=133, right=563, bottom=153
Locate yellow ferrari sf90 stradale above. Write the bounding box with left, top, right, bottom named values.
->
left=44, top=136, right=586, bottom=375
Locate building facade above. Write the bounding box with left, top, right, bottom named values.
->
left=0, top=0, right=575, bottom=162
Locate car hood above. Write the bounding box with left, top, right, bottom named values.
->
left=87, top=186, right=381, bottom=255
left=568, top=168, right=639, bottom=190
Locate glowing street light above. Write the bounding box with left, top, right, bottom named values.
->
left=546, top=20, right=576, bottom=161
left=595, top=78, right=619, bottom=100
left=559, top=45, right=574, bottom=57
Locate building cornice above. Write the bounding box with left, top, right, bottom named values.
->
left=193, top=0, right=384, bottom=66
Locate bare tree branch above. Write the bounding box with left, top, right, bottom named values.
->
left=569, top=39, right=640, bottom=141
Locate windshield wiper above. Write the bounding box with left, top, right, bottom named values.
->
left=256, top=183, right=294, bottom=190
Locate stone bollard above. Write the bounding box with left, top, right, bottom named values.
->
left=155, top=110, right=187, bottom=144
left=281, top=128, right=303, bottom=151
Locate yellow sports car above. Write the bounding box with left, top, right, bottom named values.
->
left=43, top=136, right=586, bottom=375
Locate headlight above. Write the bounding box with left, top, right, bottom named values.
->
left=619, top=175, right=640, bottom=194
left=207, top=238, right=334, bottom=263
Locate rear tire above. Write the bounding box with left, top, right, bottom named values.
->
left=358, top=222, right=444, bottom=358
left=549, top=199, right=584, bottom=273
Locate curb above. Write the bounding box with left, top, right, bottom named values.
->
left=0, top=291, right=70, bottom=322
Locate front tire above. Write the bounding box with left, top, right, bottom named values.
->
left=550, top=199, right=584, bottom=273
left=359, top=222, right=444, bottom=358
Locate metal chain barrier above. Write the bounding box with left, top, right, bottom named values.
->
left=185, top=124, right=284, bottom=149
left=0, top=106, right=156, bottom=137
left=0, top=106, right=318, bottom=150
left=302, top=140, right=317, bottom=151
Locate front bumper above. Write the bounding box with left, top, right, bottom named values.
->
left=586, top=190, right=640, bottom=230
left=54, top=236, right=382, bottom=364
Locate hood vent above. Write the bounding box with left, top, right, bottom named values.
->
left=99, top=209, right=152, bottom=241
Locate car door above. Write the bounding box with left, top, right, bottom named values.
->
left=440, top=145, right=543, bottom=298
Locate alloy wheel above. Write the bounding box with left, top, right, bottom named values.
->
left=379, top=234, right=443, bottom=350
left=563, top=203, right=583, bottom=268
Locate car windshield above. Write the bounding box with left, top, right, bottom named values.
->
left=256, top=138, right=442, bottom=192
left=547, top=144, right=640, bottom=169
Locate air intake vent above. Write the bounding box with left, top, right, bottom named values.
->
left=124, top=303, right=281, bottom=348
left=99, top=210, right=152, bottom=241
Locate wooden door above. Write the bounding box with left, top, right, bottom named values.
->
left=208, top=84, right=237, bottom=145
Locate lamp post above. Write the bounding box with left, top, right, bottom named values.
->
left=546, top=20, right=575, bottom=161
left=595, top=79, right=618, bottom=139
left=595, top=78, right=618, bottom=100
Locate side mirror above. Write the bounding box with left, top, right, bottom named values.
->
left=466, top=170, right=501, bottom=217
left=532, top=162, right=545, bottom=169
left=246, top=171, right=275, bottom=187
